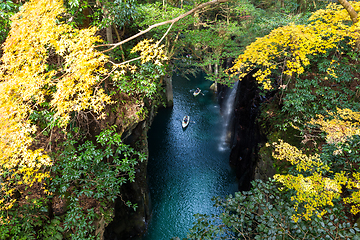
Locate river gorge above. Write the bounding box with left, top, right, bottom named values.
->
left=104, top=71, right=264, bottom=240
left=141, top=73, right=239, bottom=239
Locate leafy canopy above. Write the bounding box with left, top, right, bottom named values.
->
left=228, top=2, right=360, bottom=90
left=0, top=0, right=167, bottom=236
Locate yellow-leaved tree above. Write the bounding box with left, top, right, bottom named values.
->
left=0, top=0, right=168, bottom=236
left=225, top=0, right=360, bottom=225
left=0, top=0, right=230, bottom=238
left=271, top=108, right=360, bottom=221
left=228, top=1, right=360, bottom=90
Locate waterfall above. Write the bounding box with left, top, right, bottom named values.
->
left=219, top=81, right=238, bottom=151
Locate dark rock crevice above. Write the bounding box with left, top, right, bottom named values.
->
left=228, top=72, right=264, bottom=191
left=104, top=105, right=159, bottom=240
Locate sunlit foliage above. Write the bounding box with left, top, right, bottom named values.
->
left=228, top=1, right=360, bottom=90
left=272, top=140, right=346, bottom=221
left=270, top=107, right=360, bottom=221
left=310, top=108, right=360, bottom=144
left=0, top=0, right=113, bottom=211
left=0, top=0, right=168, bottom=238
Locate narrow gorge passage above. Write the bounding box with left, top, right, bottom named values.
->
left=141, top=74, right=238, bottom=240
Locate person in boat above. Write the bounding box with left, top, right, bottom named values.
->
left=184, top=116, right=188, bottom=123
left=194, top=88, right=200, bottom=94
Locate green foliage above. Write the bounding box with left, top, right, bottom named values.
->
left=281, top=45, right=360, bottom=129
left=250, top=0, right=330, bottom=13
left=0, top=199, right=63, bottom=240
left=187, top=179, right=360, bottom=239
left=136, top=2, right=190, bottom=31
left=29, top=109, right=59, bottom=134
left=170, top=0, right=254, bottom=83
left=113, top=62, right=166, bottom=99
left=167, top=0, right=312, bottom=85
left=51, top=126, right=145, bottom=200
left=48, top=127, right=145, bottom=239
left=176, top=23, right=243, bottom=84
left=64, top=0, right=138, bottom=29
left=0, top=0, right=20, bottom=45
left=103, top=0, right=138, bottom=28
left=63, top=201, right=97, bottom=240
left=0, top=126, right=145, bottom=239
left=41, top=217, right=64, bottom=240
left=321, top=135, right=360, bottom=170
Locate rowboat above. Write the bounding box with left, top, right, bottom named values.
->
left=193, top=88, right=201, bottom=96
left=182, top=115, right=190, bottom=128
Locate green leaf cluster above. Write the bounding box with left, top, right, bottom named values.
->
left=0, top=126, right=145, bottom=239
left=0, top=0, right=19, bottom=45
left=281, top=44, right=360, bottom=130
left=187, top=179, right=360, bottom=239
left=0, top=199, right=64, bottom=240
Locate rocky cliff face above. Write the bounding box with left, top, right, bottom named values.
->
left=225, top=72, right=264, bottom=191
left=103, top=104, right=158, bottom=240
left=102, top=71, right=173, bottom=240
left=221, top=70, right=278, bottom=191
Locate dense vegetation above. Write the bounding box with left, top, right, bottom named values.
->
left=1, top=0, right=360, bottom=239
left=0, top=0, right=167, bottom=238
left=187, top=0, right=360, bottom=239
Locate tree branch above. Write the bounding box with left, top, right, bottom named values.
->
left=98, top=0, right=229, bottom=53
left=337, top=0, right=358, bottom=24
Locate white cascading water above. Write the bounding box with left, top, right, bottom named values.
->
left=219, top=81, right=239, bottom=151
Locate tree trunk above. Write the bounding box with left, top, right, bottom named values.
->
left=96, top=0, right=114, bottom=44
left=280, top=0, right=284, bottom=8
left=338, top=0, right=358, bottom=23
left=297, top=0, right=306, bottom=13
left=106, top=26, right=113, bottom=44
left=337, top=0, right=359, bottom=49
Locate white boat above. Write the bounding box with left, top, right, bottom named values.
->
left=193, top=88, right=201, bottom=96
left=182, top=115, right=190, bottom=128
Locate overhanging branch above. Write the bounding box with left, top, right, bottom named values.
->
left=98, top=0, right=229, bottom=53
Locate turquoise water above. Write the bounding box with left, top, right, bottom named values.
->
left=141, top=74, right=238, bottom=240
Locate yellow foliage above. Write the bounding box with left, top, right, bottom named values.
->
left=271, top=140, right=328, bottom=172
left=228, top=2, right=360, bottom=89
left=310, top=108, right=360, bottom=144
left=306, top=108, right=360, bottom=215
left=0, top=0, right=113, bottom=209
left=131, top=39, right=168, bottom=65
left=272, top=132, right=360, bottom=221
left=0, top=0, right=169, bottom=211
left=344, top=172, right=360, bottom=215
left=272, top=140, right=349, bottom=221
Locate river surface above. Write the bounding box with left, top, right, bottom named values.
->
left=141, top=73, right=238, bottom=240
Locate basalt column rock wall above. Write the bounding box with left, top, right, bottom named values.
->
left=229, top=73, right=263, bottom=191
